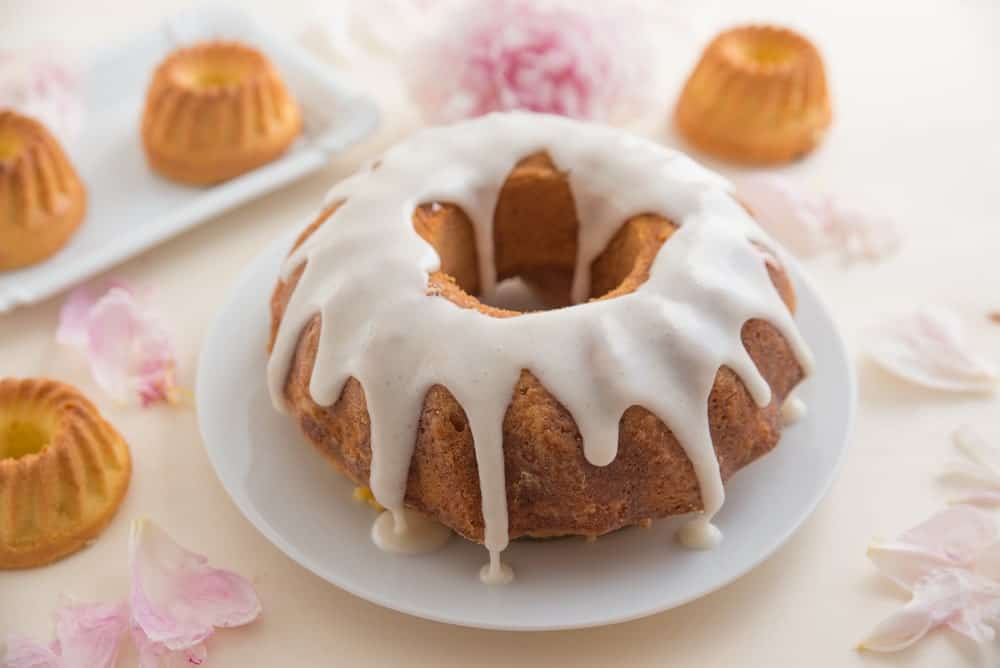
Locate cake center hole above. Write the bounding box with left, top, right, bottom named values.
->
left=414, top=152, right=673, bottom=314
left=194, top=66, right=245, bottom=88
left=738, top=35, right=798, bottom=66
left=0, top=128, right=21, bottom=161
left=0, top=420, right=51, bottom=460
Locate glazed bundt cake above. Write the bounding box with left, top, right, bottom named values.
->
left=141, top=40, right=302, bottom=186
left=267, top=112, right=812, bottom=583
left=0, top=110, right=87, bottom=270
left=675, top=25, right=832, bottom=164
left=0, top=378, right=131, bottom=569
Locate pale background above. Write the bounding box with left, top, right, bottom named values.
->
left=2, top=0, right=1000, bottom=666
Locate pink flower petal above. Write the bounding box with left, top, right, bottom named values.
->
left=734, top=175, right=831, bottom=257
left=3, top=635, right=59, bottom=668
left=131, top=622, right=208, bottom=668
left=861, top=569, right=1000, bottom=652
left=3, top=600, right=129, bottom=668
left=864, top=306, right=997, bottom=393
left=129, top=519, right=261, bottom=654
left=735, top=174, right=901, bottom=263
left=57, top=280, right=180, bottom=406
left=868, top=506, right=998, bottom=589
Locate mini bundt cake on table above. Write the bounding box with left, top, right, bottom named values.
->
left=0, top=378, right=131, bottom=569
left=141, top=41, right=302, bottom=186
left=267, top=112, right=813, bottom=584
left=675, top=25, right=832, bottom=164
left=0, top=110, right=87, bottom=270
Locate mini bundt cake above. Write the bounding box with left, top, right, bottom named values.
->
left=141, top=40, right=303, bottom=186
left=675, top=25, right=832, bottom=164
left=0, top=378, right=131, bottom=569
left=267, top=113, right=812, bottom=582
left=0, top=110, right=87, bottom=270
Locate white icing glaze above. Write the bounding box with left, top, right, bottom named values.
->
left=479, top=553, right=515, bottom=585
left=267, top=112, right=814, bottom=582
left=676, top=519, right=723, bottom=550
left=782, top=395, right=807, bottom=426
left=372, top=509, right=452, bottom=554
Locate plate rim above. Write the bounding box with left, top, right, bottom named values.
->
left=196, top=229, right=857, bottom=631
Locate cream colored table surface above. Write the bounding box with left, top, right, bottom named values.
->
left=3, top=1, right=1000, bottom=666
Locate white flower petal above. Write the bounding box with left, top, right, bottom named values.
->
left=825, top=198, right=901, bottom=262
left=734, top=174, right=831, bottom=257
left=860, top=603, right=936, bottom=652
left=865, top=306, right=998, bottom=393
left=868, top=541, right=955, bottom=590
left=861, top=569, right=1000, bottom=652
left=129, top=519, right=261, bottom=653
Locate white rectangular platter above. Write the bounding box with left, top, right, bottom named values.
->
left=0, top=6, right=378, bottom=313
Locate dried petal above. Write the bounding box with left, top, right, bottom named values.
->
left=58, top=280, right=180, bottom=406
left=864, top=306, right=997, bottom=393
left=734, top=174, right=831, bottom=257
left=3, top=600, right=129, bottom=668
left=129, top=519, right=261, bottom=653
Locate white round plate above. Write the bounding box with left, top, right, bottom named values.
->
left=197, top=231, right=856, bottom=631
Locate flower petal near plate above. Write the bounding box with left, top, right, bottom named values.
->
left=864, top=306, right=998, bottom=393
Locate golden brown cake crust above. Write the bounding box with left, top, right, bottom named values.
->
left=269, top=154, right=805, bottom=542
left=675, top=25, right=832, bottom=165
left=0, top=378, right=131, bottom=569
left=0, top=111, right=87, bottom=271
left=141, top=41, right=303, bottom=186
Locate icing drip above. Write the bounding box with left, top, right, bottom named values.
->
left=480, top=551, right=515, bottom=585
left=371, top=509, right=451, bottom=554
left=267, top=112, right=814, bottom=582
left=781, top=395, right=807, bottom=426
left=676, top=519, right=723, bottom=550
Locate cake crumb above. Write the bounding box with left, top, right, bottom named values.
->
left=989, top=311, right=1000, bottom=324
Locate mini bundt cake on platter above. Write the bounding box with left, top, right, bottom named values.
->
left=675, top=25, right=832, bottom=164
left=267, top=112, right=812, bottom=583
left=0, top=378, right=131, bottom=569
left=141, top=40, right=303, bottom=186
left=0, top=110, right=87, bottom=271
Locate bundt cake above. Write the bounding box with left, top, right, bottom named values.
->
left=0, top=378, right=131, bottom=569
left=267, top=112, right=813, bottom=583
left=675, top=25, right=832, bottom=165
left=141, top=41, right=303, bottom=186
left=0, top=110, right=87, bottom=271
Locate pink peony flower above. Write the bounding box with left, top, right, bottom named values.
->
left=0, top=50, right=84, bottom=146
left=57, top=279, right=181, bottom=407
left=407, top=0, right=647, bottom=122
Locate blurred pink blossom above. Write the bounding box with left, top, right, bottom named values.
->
left=407, top=0, right=650, bottom=122
left=0, top=50, right=84, bottom=145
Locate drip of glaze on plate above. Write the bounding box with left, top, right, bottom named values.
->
left=267, top=112, right=814, bottom=584
left=372, top=509, right=451, bottom=554
left=782, top=395, right=807, bottom=426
